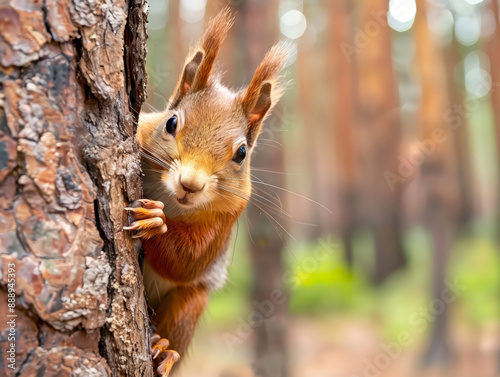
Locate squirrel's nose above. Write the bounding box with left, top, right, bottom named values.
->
left=180, top=176, right=205, bottom=194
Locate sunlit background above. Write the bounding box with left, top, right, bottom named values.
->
left=145, top=0, right=500, bottom=376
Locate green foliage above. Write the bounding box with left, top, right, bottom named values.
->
left=449, top=236, right=500, bottom=324
left=286, top=236, right=374, bottom=315
left=206, top=225, right=500, bottom=340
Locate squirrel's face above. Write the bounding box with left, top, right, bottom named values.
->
left=138, top=8, right=289, bottom=221
left=138, top=85, right=253, bottom=218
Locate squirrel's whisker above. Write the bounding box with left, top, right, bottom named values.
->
left=217, top=182, right=291, bottom=219
left=140, top=151, right=171, bottom=168
left=140, top=133, right=175, bottom=166
left=222, top=177, right=332, bottom=214
left=218, top=182, right=319, bottom=227
left=139, top=142, right=174, bottom=169
left=251, top=168, right=295, bottom=175
left=140, top=152, right=171, bottom=171
left=250, top=176, right=284, bottom=209
left=217, top=186, right=298, bottom=244
left=255, top=137, right=284, bottom=148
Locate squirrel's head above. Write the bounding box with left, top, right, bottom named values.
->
left=138, top=7, right=290, bottom=221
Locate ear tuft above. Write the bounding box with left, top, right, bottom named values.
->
left=169, top=7, right=235, bottom=108
left=242, top=41, right=292, bottom=146
left=192, top=6, right=235, bottom=92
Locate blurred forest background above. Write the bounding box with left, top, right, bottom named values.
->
left=144, top=0, right=500, bottom=376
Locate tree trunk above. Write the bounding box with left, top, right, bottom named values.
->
left=0, top=0, right=151, bottom=375
left=444, top=34, right=474, bottom=226
left=238, top=1, right=289, bottom=376
left=487, top=0, right=500, bottom=180
left=354, top=0, right=406, bottom=283
left=327, top=0, right=358, bottom=267
left=413, top=0, right=460, bottom=366
left=486, top=0, right=500, bottom=241
left=296, top=37, right=322, bottom=240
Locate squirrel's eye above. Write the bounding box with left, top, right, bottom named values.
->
left=233, top=145, right=246, bottom=164
left=165, top=115, right=178, bottom=135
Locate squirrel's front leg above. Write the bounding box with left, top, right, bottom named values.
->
left=124, top=200, right=208, bottom=375
left=124, top=199, right=179, bottom=376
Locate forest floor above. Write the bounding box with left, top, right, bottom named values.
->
left=179, top=315, right=500, bottom=377
left=177, top=232, right=500, bottom=377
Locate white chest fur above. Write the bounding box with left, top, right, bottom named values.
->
left=143, top=260, right=177, bottom=310
left=142, top=240, right=232, bottom=310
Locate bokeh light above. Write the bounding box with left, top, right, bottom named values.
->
left=180, top=0, right=207, bottom=24
left=388, top=0, right=417, bottom=32
left=427, top=7, right=455, bottom=37
left=464, top=50, right=492, bottom=97
left=455, top=14, right=481, bottom=45
left=480, top=7, right=497, bottom=38
left=280, top=9, right=307, bottom=39
left=148, top=0, right=169, bottom=31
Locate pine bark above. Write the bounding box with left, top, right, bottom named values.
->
left=0, top=0, right=151, bottom=375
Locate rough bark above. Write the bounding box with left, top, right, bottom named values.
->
left=0, top=0, right=151, bottom=375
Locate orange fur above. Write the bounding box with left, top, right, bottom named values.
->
left=143, top=212, right=235, bottom=283
left=169, top=7, right=235, bottom=107
left=130, top=7, right=291, bottom=373
left=153, top=284, right=208, bottom=373
left=191, top=7, right=235, bottom=92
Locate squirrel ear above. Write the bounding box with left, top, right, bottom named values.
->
left=241, top=42, right=290, bottom=146
left=243, top=82, right=274, bottom=146
left=170, top=50, right=204, bottom=107
left=169, top=7, right=234, bottom=108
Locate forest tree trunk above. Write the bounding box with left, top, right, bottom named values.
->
left=328, top=0, right=358, bottom=267
left=355, top=0, right=406, bottom=284
left=238, top=1, right=289, bottom=376
left=0, top=0, right=152, bottom=375
left=444, top=35, right=474, bottom=226
left=487, top=0, right=500, bottom=181
left=414, top=0, right=460, bottom=366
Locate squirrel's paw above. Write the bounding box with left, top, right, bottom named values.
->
left=124, top=199, right=167, bottom=240
left=151, top=334, right=180, bottom=377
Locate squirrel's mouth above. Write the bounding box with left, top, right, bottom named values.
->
left=176, top=195, right=190, bottom=205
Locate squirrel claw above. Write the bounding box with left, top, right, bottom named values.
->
left=151, top=334, right=180, bottom=377
left=137, top=199, right=165, bottom=210
left=157, top=351, right=180, bottom=377
left=124, top=199, right=167, bottom=240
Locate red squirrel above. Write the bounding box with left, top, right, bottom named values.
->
left=124, top=8, right=289, bottom=376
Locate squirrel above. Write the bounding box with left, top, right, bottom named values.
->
left=124, top=7, right=290, bottom=377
